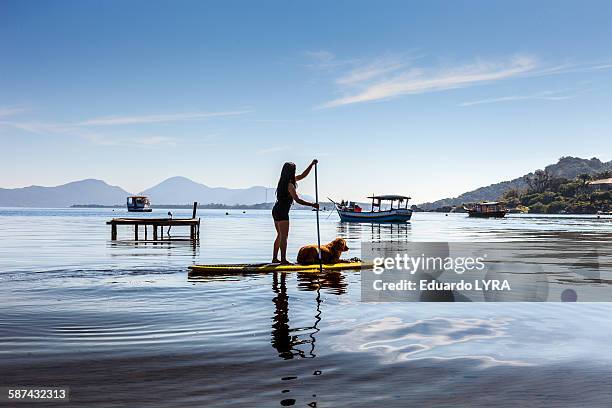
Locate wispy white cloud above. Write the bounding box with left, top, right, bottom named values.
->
left=0, top=121, right=176, bottom=148
left=589, top=63, right=612, bottom=71
left=257, top=145, right=290, bottom=155
left=251, top=118, right=303, bottom=124
left=305, top=50, right=336, bottom=63
left=0, top=109, right=250, bottom=147
left=131, top=136, right=176, bottom=146
left=304, top=50, right=353, bottom=70
left=336, top=57, right=406, bottom=86
left=81, top=133, right=177, bottom=147
left=319, top=55, right=539, bottom=108
left=0, top=106, right=29, bottom=118
left=531, top=62, right=612, bottom=77
left=314, top=52, right=612, bottom=108
left=459, top=88, right=584, bottom=107
left=76, top=110, right=250, bottom=126
left=0, top=120, right=70, bottom=135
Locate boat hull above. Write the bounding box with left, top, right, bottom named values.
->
left=127, top=207, right=152, bottom=212
left=468, top=210, right=507, bottom=218
left=337, top=208, right=412, bottom=223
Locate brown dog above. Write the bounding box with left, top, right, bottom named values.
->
left=297, top=238, right=349, bottom=265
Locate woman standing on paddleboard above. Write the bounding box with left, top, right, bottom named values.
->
left=272, top=160, right=319, bottom=264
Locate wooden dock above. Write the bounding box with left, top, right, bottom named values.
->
left=107, top=202, right=200, bottom=241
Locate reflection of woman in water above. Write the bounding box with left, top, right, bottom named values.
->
left=272, top=160, right=319, bottom=264
left=271, top=272, right=326, bottom=359
left=271, top=273, right=295, bottom=359
left=271, top=271, right=350, bottom=360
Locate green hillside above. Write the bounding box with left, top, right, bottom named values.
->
left=502, top=171, right=612, bottom=214
left=420, top=157, right=612, bottom=210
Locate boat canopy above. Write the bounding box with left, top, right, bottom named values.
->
left=470, top=202, right=506, bottom=212
left=367, top=195, right=411, bottom=201
left=368, top=194, right=411, bottom=211
left=127, top=196, right=151, bottom=206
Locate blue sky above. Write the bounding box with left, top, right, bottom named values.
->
left=1, top=0, right=611, bottom=203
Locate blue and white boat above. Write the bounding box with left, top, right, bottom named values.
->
left=332, top=195, right=413, bottom=223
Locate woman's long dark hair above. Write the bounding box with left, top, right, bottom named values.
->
left=276, top=162, right=296, bottom=199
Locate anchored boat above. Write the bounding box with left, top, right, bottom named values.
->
left=126, top=195, right=152, bottom=212
left=332, top=195, right=413, bottom=223
left=465, top=201, right=507, bottom=218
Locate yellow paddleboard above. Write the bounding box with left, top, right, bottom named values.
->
left=188, top=261, right=365, bottom=274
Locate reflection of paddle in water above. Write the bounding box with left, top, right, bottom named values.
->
left=271, top=272, right=323, bottom=408
left=271, top=272, right=322, bottom=359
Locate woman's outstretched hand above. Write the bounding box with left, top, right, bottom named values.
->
left=311, top=202, right=320, bottom=209
left=311, top=159, right=318, bottom=166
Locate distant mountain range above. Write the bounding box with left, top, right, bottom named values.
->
left=419, top=156, right=612, bottom=210
left=0, top=179, right=131, bottom=207
left=2, top=157, right=609, bottom=208
left=140, top=176, right=274, bottom=205
left=0, top=177, right=280, bottom=207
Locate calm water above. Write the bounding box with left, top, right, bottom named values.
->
left=1, top=208, right=612, bottom=407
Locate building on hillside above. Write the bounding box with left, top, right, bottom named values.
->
left=588, top=178, right=612, bottom=191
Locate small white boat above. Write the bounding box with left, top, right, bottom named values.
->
left=127, top=196, right=152, bottom=212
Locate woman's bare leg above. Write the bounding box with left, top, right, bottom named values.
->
left=272, top=221, right=281, bottom=263
left=278, top=220, right=291, bottom=264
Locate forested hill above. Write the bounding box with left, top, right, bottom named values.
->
left=420, top=157, right=612, bottom=210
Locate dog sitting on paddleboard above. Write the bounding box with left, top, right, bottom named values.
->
left=297, top=238, right=349, bottom=265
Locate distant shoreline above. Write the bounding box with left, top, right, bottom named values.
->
left=70, top=202, right=336, bottom=210
left=59, top=203, right=611, bottom=215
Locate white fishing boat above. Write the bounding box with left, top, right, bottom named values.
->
left=126, top=196, right=152, bottom=212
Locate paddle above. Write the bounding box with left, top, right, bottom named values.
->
left=314, top=161, right=322, bottom=272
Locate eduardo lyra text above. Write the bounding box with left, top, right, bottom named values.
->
left=372, top=279, right=511, bottom=292
left=372, top=254, right=487, bottom=275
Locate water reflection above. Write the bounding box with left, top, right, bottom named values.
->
left=271, top=271, right=347, bottom=408
left=336, top=221, right=411, bottom=243
left=271, top=272, right=321, bottom=359
left=297, top=271, right=348, bottom=295
left=109, top=239, right=200, bottom=252
left=270, top=270, right=350, bottom=362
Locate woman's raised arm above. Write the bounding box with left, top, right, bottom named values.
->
left=295, top=159, right=318, bottom=181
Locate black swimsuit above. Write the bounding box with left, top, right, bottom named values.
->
left=272, top=183, right=293, bottom=221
